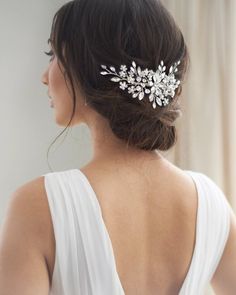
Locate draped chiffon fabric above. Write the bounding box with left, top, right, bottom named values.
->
left=42, top=169, right=231, bottom=295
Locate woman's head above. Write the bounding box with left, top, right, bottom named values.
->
left=41, top=0, right=190, bottom=152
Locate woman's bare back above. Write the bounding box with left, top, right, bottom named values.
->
left=46, top=156, right=199, bottom=294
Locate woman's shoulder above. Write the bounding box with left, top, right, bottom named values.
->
left=183, top=169, right=227, bottom=196
left=4, top=174, right=54, bottom=266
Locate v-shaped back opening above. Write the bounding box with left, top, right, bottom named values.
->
left=74, top=168, right=201, bottom=294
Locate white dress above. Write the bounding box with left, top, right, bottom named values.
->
left=42, top=169, right=231, bottom=295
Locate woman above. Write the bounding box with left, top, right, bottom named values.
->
left=0, top=0, right=236, bottom=294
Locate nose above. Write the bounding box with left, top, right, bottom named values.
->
left=41, top=68, right=49, bottom=86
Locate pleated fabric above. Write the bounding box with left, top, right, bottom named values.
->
left=179, top=171, right=231, bottom=294
left=42, top=169, right=231, bottom=295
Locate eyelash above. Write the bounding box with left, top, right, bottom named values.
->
left=44, top=49, right=55, bottom=62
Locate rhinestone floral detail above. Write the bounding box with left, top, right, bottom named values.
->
left=100, top=60, right=181, bottom=109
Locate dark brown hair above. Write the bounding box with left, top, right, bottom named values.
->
left=45, top=0, right=190, bottom=161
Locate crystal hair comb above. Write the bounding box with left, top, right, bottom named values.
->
left=100, top=60, right=181, bottom=109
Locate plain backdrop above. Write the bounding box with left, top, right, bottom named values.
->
left=0, top=0, right=93, bottom=224
left=1, top=1, right=236, bottom=294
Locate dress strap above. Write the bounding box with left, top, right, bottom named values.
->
left=181, top=171, right=231, bottom=294
left=43, top=169, right=125, bottom=295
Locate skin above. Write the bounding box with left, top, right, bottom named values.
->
left=0, top=48, right=236, bottom=294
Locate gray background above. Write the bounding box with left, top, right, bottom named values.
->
left=0, top=0, right=92, bottom=224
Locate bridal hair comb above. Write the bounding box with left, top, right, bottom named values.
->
left=100, top=60, right=181, bottom=109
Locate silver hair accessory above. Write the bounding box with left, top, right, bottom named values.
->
left=100, top=60, right=181, bottom=109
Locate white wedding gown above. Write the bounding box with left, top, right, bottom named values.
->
left=42, top=169, right=231, bottom=295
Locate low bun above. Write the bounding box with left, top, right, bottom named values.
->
left=110, top=116, right=178, bottom=152
left=86, top=89, right=182, bottom=151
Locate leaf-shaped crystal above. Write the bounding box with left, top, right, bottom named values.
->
left=151, top=86, right=156, bottom=93
left=100, top=71, right=108, bottom=75
left=110, top=66, right=116, bottom=72
left=156, top=97, right=162, bottom=106
left=139, top=92, right=145, bottom=100
left=133, top=92, right=139, bottom=98
left=101, top=65, right=107, bottom=69
left=132, top=61, right=136, bottom=68
left=149, top=93, right=154, bottom=102
left=111, top=77, right=121, bottom=82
